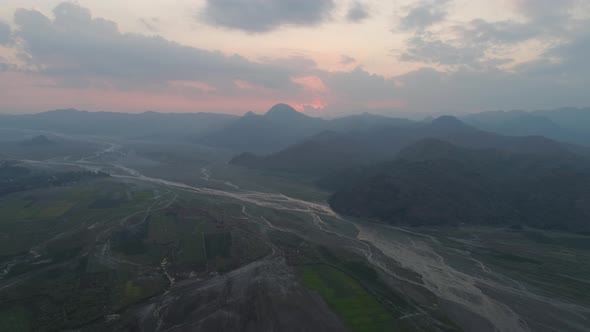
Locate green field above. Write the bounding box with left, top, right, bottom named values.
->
left=301, top=264, right=400, bottom=332
left=0, top=175, right=255, bottom=331
left=0, top=306, right=31, bottom=332
left=178, top=231, right=206, bottom=265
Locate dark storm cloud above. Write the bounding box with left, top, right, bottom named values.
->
left=0, top=21, right=12, bottom=45
left=12, top=3, right=295, bottom=90
left=346, top=2, right=369, bottom=23
left=200, top=0, right=335, bottom=33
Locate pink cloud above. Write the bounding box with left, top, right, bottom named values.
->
left=167, top=80, right=217, bottom=92
left=291, top=75, right=327, bottom=92
left=0, top=72, right=292, bottom=114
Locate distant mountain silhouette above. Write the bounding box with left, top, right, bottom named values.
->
left=201, top=103, right=415, bottom=153
left=231, top=116, right=582, bottom=175
left=20, top=135, right=55, bottom=146
left=200, top=104, right=325, bottom=153
left=463, top=108, right=590, bottom=146
left=0, top=109, right=237, bottom=140
left=264, top=103, right=308, bottom=120
left=327, top=139, right=590, bottom=231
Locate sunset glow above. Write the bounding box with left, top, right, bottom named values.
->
left=0, top=0, right=589, bottom=115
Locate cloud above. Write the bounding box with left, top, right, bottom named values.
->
left=400, top=34, right=485, bottom=66
left=400, top=18, right=540, bottom=66
left=513, top=0, right=578, bottom=21
left=139, top=17, right=160, bottom=32
left=257, top=55, right=318, bottom=71
left=393, top=64, right=590, bottom=113
left=456, top=19, right=540, bottom=45
left=12, top=3, right=295, bottom=91
left=395, top=0, right=584, bottom=70
left=339, top=54, right=356, bottom=66
left=0, top=62, right=17, bottom=72
left=200, top=0, right=335, bottom=33
left=393, top=0, right=590, bottom=113
left=2, top=1, right=590, bottom=116
left=346, top=2, right=369, bottom=23
left=538, top=26, right=590, bottom=77
left=321, top=67, right=396, bottom=103
left=0, top=21, right=12, bottom=45
left=399, top=0, right=449, bottom=31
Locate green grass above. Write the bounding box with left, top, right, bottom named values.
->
left=301, top=265, right=398, bottom=332
left=89, top=197, right=123, bottom=209
left=123, top=281, right=145, bottom=304
left=204, top=232, right=232, bottom=259
left=525, top=230, right=590, bottom=250
left=0, top=306, right=31, bottom=332
left=178, top=232, right=206, bottom=265
left=148, top=213, right=178, bottom=244
left=40, top=201, right=73, bottom=217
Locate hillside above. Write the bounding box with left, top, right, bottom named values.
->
left=19, top=135, right=55, bottom=146
left=231, top=115, right=581, bottom=175
left=200, top=104, right=326, bottom=153
left=328, top=139, right=590, bottom=231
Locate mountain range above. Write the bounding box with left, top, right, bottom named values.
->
left=200, top=103, right=415, bottom=153
left=231, top=114, right=586, bottom=175
left=0, top=109, right=237, bottom=141
left=2, top=104, right=589, bottom=152
left=463, top=108, right=590, bottom=146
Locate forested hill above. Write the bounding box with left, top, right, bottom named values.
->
left=327, top=139, right=590, bottom=231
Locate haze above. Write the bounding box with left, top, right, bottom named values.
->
left=2, top=2, right=590, bottom=332
left=1, top=0, right=589, bottom=116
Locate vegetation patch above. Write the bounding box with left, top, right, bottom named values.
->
left=204, top=232, right=232, bottom=259
left=301, top=264, right=399, bottom=332
left=147, top=213, right=178, bottom=244
left=40, top=201, right=74, bottom=217
left=0, top=305, right=31, bottom=332
left=89, top=198, right=123, bottom=209
left=178, top=232, right=206, bottom=266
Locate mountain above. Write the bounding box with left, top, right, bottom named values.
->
left=1, top=104, right=417, bottom=152
left=327, top=113, right=416, bottom=132
left=20, top=135, right=55, bottom=146
left=230, top=130, right=375, bottom=174
left=201, top=104, right=416, bottom=153
left=200, top=104, right=325, bottom=153
left=536, top=108, right=590, bottom=143
left=231, top=116, right=582, bottom=175
left=327, top=139, right=590, bottom=231
left=0, top=109, right=237, bottom=140
left=463, top=108, right=590, bottom=146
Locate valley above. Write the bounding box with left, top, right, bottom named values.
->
left=2, top=0, right=589, bottom=330
left=1, top=127, right=589, bottom=331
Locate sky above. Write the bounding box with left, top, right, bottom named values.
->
left=0, top=0, right=589, bottom=117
